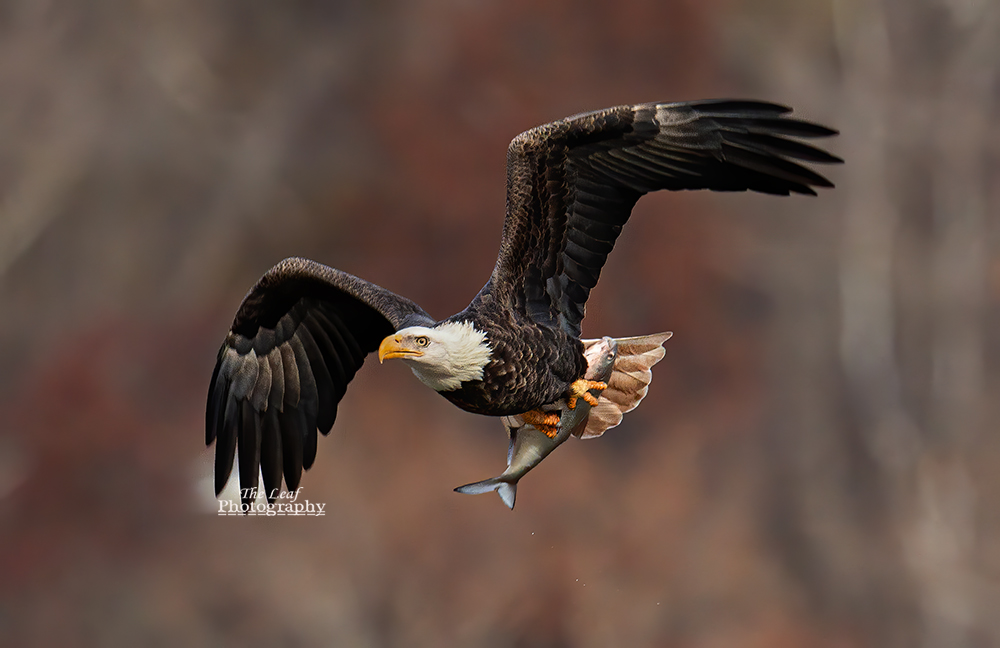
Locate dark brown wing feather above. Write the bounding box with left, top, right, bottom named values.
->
left=491, top=99, right=842, bottom=337
left=206, top=257, right=434, bottom=506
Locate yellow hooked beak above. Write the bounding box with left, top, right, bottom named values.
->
left=378, top=334, right=424, bottom=363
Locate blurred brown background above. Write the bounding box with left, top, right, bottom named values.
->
left=1, top=0, right=998, bottom=646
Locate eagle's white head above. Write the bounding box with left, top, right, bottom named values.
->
left=377, top=321, right=492, bottom=392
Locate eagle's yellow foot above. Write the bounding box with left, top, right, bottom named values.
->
left=566, top=379, right=607, bottom=409
left=521, top=409, right=562, bottom=438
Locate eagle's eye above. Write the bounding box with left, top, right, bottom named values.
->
left=415, top=336, right=430, bottom=347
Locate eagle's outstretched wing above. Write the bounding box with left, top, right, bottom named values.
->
left=206, top=257, right=434, bottom=506
left=491, top=99, right=842, bottom=336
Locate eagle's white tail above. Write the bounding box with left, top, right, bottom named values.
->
left=576, top=332, right=671, bottom=439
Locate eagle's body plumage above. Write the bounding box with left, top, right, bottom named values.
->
left=438, top=300, right=586, bottom=416
left=207, top=100, right=841, bottom=505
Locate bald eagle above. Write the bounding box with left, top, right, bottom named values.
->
left=206, top=100, right=841, bottom=505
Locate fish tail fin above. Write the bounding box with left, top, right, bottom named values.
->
left=454, top=478, right=517, bottom=510
left=496, top=483, right=516, bottom=509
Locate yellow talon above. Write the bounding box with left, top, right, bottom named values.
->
left=566, top=379, right=607, bottom=409
left=521, top=409, right=561, bottom=438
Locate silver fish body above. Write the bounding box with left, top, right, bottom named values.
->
left=454, top=337, right=618, bottom=509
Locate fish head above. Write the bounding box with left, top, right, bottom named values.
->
left=582, top=336, right=618, bottom=382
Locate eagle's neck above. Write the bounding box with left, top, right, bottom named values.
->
left=405, top=320, right=492, bottom=392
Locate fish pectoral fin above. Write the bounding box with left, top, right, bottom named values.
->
left=520, top=409, right=561, bottom=438
left=566, top=379, right=608, bottom=409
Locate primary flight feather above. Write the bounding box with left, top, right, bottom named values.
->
left=206, top=99, right=841, bottom=506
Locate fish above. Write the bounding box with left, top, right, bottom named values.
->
left=454, top=336, right=619, bottom=509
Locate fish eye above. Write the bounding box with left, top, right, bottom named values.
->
left=415, top=336, right=430, bottom=347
